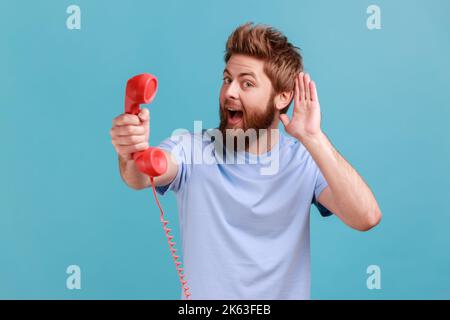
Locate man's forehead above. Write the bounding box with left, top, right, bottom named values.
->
left=224, top=55, right=264, bottom=76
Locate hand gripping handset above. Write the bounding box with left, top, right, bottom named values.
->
left=125, top=73, right=191, bottom=299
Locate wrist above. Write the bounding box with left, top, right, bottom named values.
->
left=297, top=130, right=326, bottom=147
left=118, top=154, right=133, bottom=163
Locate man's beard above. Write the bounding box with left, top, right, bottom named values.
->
left=218, top=93, right=276, bottom=152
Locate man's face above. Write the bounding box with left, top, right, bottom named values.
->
left=219, top=54, right=276, bottom=138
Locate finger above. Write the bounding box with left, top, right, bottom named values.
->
left=298, top=72, right=305, bottom=102
left=310, top=80, right=319, bottom=103
left=279, top=114, right=291, bottom=127
left=304, top=73, right=311, bottom=101
left=138, top=107, right=150, bottom=140
left=294, top=76, right=300, bottom=107
left=114, top=135, right=147, bottom=146
left=110, top=125, right=145, bottom=137
left=112, top=114, right=140, bottom=126
left=138, top=108, right=149, bottom=123
left=293, top=75, right=304, bottom=117
left=114, top=142, right=149, bottom=155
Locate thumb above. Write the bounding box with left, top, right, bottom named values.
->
left=138, top=108, right=150, bottom=123
left=279, top=114, right=290, bottom=128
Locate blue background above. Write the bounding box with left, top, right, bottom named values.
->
left=1, top=0, right=449, bottom=299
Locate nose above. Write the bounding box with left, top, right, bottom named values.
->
left=224, top=80, right=240, bottom=101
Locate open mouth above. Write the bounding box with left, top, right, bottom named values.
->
left=227, top=109, right=243, bottom=125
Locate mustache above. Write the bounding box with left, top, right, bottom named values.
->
left=223, top=99, right=243, bottom=109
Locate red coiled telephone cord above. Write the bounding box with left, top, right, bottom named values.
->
left=149, top=177, right=192, bottom=300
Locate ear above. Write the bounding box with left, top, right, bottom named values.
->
left=274, top=90, right=294, bottom=112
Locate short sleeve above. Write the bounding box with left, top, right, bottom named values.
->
left=311, top=166, right=333, bottom=217
left=154, top=132, right=191, bottom=195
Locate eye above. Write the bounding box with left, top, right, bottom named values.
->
left=223, top=77, right=231, bottom=84
left=243, top=81, right=254, bottom=88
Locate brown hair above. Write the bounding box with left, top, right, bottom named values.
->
left=224, top=22, right=303, bottom=114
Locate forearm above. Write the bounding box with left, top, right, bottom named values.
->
left=302, top=131, right=381, bottom=226
left=118, top=155, right=150, bottom=190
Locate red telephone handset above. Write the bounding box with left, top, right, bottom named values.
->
left=125, top=73, right=191, bottom=300
left=125, top=74, right=167, bottom=177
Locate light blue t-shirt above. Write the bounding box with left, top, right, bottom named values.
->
left=155, top=129, right=332, bottom=300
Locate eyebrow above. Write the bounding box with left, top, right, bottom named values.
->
left=223, top=68, right=258, bottom=81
